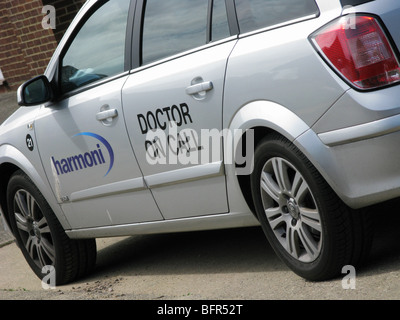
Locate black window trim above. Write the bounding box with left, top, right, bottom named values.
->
left=125, top=0, right=138, bottom=72
left=207, top=0, right=213, bottom=43
left=209, top=0, right=237, bottom=42
left=54, top=0, right=137, bottom=101
left=132, top=0, right=144, bottom=69
left=225, top=0, right=240, bottom=36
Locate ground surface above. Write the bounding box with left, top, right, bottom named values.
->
left=1, top=204, right=400, bottom=301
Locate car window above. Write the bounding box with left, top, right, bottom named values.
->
left=212, top=0, right=230, bottom=41
left=60, top=0, right=131, bottom=94
left=142, top=0, right=208, bottom=65
left=234, top=0, right=319, bottom=34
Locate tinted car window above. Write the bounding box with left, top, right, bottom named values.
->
left=142, top=0, right=208, bottom=65
left=212, top=0, right=230, bottom=41
left=61, top=0, right=130, bottom=93
left=235, top=0, right=319, bottom=33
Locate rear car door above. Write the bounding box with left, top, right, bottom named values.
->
left=35, top=0, right=163, bottom=229
left=122, top=0, right=236, bottom=219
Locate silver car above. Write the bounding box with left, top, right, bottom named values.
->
left=1, top=0, right=399, bottom=285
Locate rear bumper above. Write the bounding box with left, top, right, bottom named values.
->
left=297, top=114, right=400, bottom=209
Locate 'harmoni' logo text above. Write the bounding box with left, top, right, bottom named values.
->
left=51, top=133, right=114, bottom=177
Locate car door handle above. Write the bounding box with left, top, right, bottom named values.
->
left=185, top=81, right=214, bottom=96
left=96, top=109, right=118, bottom=122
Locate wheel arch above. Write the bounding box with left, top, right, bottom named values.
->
left=226, top=100, right=312, bottom=215
left=0, top=145, right=71, bottom=232
left=224, top=100, right=373, bottom=280
left=0, top=162, right=20, bottom=231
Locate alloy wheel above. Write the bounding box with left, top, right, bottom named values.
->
left=260, top=157, right=323, bottom=263
left=13, top=189, right=56, bottom=269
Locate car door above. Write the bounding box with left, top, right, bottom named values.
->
left=35, top=0, right=163, bottom=229
left=122, top=0, right=236, bottom=219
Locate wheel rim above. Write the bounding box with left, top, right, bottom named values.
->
left=13, top=189, right=55, bottom=269
left=260, top=157, right=322, bottom=263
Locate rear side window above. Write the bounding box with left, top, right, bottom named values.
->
left=235, top=0, right=319, bottom=34
left=142, top=0, right=208, bottom=65
left=340, top=0, right=374, bottom=6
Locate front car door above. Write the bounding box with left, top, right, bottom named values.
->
left=35, top=0, right=163, bottom=229
left=122, top=0, right=236, bottom=219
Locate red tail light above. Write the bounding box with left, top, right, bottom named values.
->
left=312, top=15, right=400, bottom=90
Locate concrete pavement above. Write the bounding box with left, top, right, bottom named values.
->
left=0, top=215, right=13, bottom=248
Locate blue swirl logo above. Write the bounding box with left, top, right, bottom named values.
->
left=51, top=133, right=114, bottom=177
left=74, top=132, right=114, bottom=176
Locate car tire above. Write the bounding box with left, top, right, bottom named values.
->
left=250, top=134, right=373, bottom=281
left=7, top=170, right=97, bottom=285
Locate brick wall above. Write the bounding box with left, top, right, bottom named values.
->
left=0, top=0, right=85, bottom=94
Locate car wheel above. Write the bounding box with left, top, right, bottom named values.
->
left=7, top=170, right=97, bottom=285
left=250, top=134, right=372, bottom=281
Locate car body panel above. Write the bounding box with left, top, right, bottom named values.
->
left=34, top=76, right=164, bottom=229
left=2, top=0, right=400, bottom=241
left=122, top=40, right=237, bottom=219
left=65, top=211, right=260, bottom=239
left=0, top=106, right=71, bottom=230
left=223, top=11, right=349, bottom=133
left=296, top=126, right=400, bottom=209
